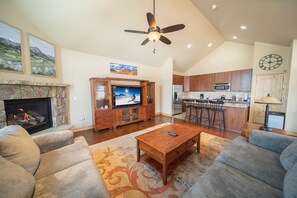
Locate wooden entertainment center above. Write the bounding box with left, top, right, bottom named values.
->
left=90, top=77, right=155, bottom=131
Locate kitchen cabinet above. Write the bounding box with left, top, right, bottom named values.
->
left=231, top=69, right=252, bottom=92
left=214, top=72, right=231, bottom=84
left=189, top=74, right=214, bottom=91
left=184, top=76, right=190, bottom=92
left=173, top=75, right=184, bottom=85
left=185, top=69, right=252, bottom=93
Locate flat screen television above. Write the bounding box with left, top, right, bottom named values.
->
left=112, top=86, right=142, bottom=108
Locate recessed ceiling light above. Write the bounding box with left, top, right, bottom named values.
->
left=187, top=44, right=192, bottom=48
left=208, top=43, right=213, bottom=47
left=240, top=25, right=247, bottom=30
left=211, top=4, right=218, bottom=10
left=233, top=36, right=238, bottom=39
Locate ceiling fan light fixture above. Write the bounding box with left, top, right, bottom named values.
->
left=148, top=31, right=161, bottom=41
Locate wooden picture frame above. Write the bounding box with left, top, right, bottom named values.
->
left=0, top=21, right=24, bottom=73
left=29, top=34, right=56, bottom=77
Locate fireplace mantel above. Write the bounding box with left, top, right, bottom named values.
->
left=0, top=79, right=69, bottom=87
left=0, top=80, right=69, bottom=130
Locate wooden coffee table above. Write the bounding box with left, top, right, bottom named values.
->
left=135, top=123, right=201, bottom=185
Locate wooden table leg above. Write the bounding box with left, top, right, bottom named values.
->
left=197, top=134, right=200, bottom=153
left=162, top=164, right=167, bottom=185
left=137, top=140, right=140, bottom=162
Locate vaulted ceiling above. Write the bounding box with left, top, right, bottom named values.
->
left=5, top=0, right=297, bottom=72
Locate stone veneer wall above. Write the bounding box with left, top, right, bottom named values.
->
left=0, top=80, right=69, bottom=129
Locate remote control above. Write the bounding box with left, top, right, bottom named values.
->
left=168, top=131, right=178, bottom=137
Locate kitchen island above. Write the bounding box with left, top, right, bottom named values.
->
left=183, top=100, right=249, bottom=133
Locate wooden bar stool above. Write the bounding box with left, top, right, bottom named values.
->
left=195, top=100, right=211, bottom=127
left=209, top=100, right=225, bottom=131
left=184, top=103, right=193, bottom=122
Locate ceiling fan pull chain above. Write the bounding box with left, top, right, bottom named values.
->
left=153, top=0, right=155, bottom=17
left=153, top=41, right=156, bottom=54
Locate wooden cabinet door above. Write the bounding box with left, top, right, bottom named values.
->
left=95, top=109, right=113, bottom=131
left=215, top=72, right=231, bottom=83
left=231, top=71, right=241, bottom=91
left=173, top=75, right=184, bottom=85
left=148, top=104, right=155, bottom=119
left=189, top=75, right=198, bottom=91
left=184, top=76, right=190, bottom=92
left=240, top=69, right=252, bottom=92
left=205, top=74, right=215, bottom=91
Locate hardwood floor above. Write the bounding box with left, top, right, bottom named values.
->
left=74, top=115, right=240, bottom=145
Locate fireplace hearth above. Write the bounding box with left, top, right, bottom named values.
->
left=4, top=98, right=53, bottom=134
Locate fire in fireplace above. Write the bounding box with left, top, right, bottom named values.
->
left=4, top=98, right=53, bottom=134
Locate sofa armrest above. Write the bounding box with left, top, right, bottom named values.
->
left=249, top=130, right=297, bottom=154
left=32, top=130, right=74, bottom=154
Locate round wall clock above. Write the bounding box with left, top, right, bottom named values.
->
left=259, top=54, right=283, bottom=70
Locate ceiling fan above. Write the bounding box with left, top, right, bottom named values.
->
left=124, top=0, right=185, bottom=48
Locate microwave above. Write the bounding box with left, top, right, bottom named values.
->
left=214, top=83, right=231, bottom=91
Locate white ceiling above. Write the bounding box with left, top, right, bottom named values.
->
left=6, top=0, right=297, bottom=72
left=191, top=0, right=297, bottom=46
left=7, top=0, right=224, bottom=73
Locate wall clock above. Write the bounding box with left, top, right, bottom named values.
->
left=259, top=54, right=283, bottom=70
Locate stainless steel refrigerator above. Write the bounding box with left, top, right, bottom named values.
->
left=172, top=85, right=183, bottom=115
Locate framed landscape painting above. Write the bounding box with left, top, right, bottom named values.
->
left=29, top=35, right=56, bottom=77
left=110, top=62, right=137, bottom=76
left=0, top=21, right=23, bottom=73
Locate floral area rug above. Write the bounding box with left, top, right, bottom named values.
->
left=90, top=123, right=230, bottom=198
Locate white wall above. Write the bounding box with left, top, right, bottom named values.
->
left=160, top=57, right=173, bottom=116
left=61, top=49, right=161, bottom=128
left=186, top=41, right=254, bottom=75
left=0, top=0, right=63, bottom=83
left=286, top=40, right=297, bottom=131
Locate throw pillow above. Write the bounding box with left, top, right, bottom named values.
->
left=280, top=140, right=297, bottom=171
left=0, top=125, right=40, bottom=175
left=284, top=162, right=297, bottom=198
left=0, top=155, right=35, bottom=198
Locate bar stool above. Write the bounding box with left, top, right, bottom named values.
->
left=195, top=100, right=211, bottom=127
left=209, top=100, right=225, bottom=131
left=184, top=103, right=193, bottom=122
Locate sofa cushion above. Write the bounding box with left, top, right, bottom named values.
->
left=34, top=159, right=110, bottom=198
left=0, top=125, right=40, bottom=175
left=280, top=140, right=297, bottom=171
left=216, top=136, right=286, bottom=190
left=284, top=162, right=297, bottom=198
left=183, top=162, right=283, bottom=198
left=0, top=155, right=35, bottom=198
left=249, top=130, right=296, bottom=154
left=34, top=136, right=92, bottom=180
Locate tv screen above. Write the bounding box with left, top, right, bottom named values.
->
left=113, top=86, right=141, bottom=107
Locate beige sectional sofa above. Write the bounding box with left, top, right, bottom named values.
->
left=0, top=125, right=110, bottom=198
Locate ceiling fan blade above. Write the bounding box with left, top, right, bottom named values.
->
left=147, top=12, right=156, bottom=29
left=159, top=35, right=171, bottom=45
left=141, top=38, right=150, bottom=45
left=161, top=24, right=185, bottom=33
left=124, top=30, right=147, bottom=34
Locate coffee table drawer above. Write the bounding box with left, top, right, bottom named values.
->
left=167, top=143, right=187, bottom=163
left=139, top=142, right=163, bottom=163
left=187, top=135, right=199, bottom=148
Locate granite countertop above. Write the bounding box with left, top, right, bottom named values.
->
left=184, top=99, right=249, bottom=109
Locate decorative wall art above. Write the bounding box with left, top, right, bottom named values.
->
left=110, top=62, right=137, bottom=76
left=0, top=21, right=23, bottom=73
left=29, top=35, right=56, bottom=77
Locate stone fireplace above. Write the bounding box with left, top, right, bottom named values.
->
left=0, top=80, right=69, bottom=132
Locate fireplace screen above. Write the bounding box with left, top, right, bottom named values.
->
left=4, top=98, right=53, bottom=134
